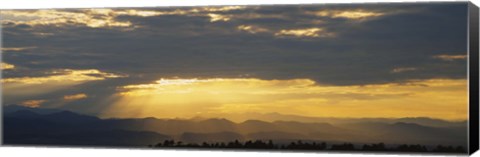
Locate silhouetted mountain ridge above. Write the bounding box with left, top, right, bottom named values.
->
left=211, top=112, right=466, bottom=127
left=3, top=107, right=467, bottom=148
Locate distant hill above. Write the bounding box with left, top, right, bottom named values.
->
left=3, top=106, right=467, bottom=148
left=4, top=109, right=171, bottom=147
left=4, top=105, right=63, bottom=115
left=208, top=112, right=467, bottom=128
left=337, top=122, right=467, bottom=146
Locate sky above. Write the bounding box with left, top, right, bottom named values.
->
left=0, top=2, right=469, bottom=121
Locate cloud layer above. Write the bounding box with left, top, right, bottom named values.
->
left=1, top=3, right=469, bottom=119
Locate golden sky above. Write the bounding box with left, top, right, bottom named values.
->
left=99, top=78, right=467, bottom=121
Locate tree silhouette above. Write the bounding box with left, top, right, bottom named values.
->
left=149, top=139, right=466, bottom=153
left=433, top=145, right=466, bottom=153
left=395, top=144, right=428, bottom=152
left=330, top=143, right=355, bottom=151
left=362, top=143, right=387, bottom=151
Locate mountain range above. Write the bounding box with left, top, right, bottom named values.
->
left=3, top=105, right=467, bottom=148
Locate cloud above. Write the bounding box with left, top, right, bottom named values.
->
left=2, top=69, right=126, bottom=109
left=237, top=25, right=270, bottom=34
left=3, top=3, right=467, bottom=86
left=201, top=6, right=246, bottom=12
left=433, top=54, right=467, bottom=61
left=1, top=62, right=15, bottom=70
left=31, top=32, right=55, bottom=37
left=391, top=67, right=418, bottom=73
left=116, top=6, right=246, bottom=17
left=230, top=12, right=287, bottom=21
left=274, top=28, right=334, bottom=38
left=2, top=69, right=124, bottom=84
left=115, top=10, right=170, bottom=17
left=313, top=9, right=385, bottom=20
left=0, top=6, right=247, bottom=30
left=63, top=93, right=88, bottom=101
left=1, top=46, right=37, bottom=52
left=237, top=25, right=334, bottom=38
left=0, top=10, right=132, bottom=28
left=20, top=99, right=47, bottom=108
left=207, top=13, right=231, bottom=22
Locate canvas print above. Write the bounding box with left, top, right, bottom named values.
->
left=0, top=2, right=475, bottom=154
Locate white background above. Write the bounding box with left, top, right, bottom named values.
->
left=0, top=0, right=479, bottom=157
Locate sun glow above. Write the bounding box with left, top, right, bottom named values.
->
left=101, top=78, right=467, bottom=121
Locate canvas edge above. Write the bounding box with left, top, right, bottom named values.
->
left=468, top=1, right=480, bottom=155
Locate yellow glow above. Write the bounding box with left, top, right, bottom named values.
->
left=101, top=78, right=467, bottom=121
left=1, top=62, right=15, bottom=70
left=1, top=47, right=36, bottom=52
left=64, top=93, right=88, bottom=101
left=116, top=6, right=245, bottom=18
left=315, top=9, right=384, bottom=19
left=117, top=10, right=167, bottom=17
left=2, top=69, right=124, bottom=99
left=433, top=54, right=467, bottom=61
left=2, top=69, right=123, bottom=84
left=207, top=13, right=231, bottom=22
left=275, top=28, right=334, bottom=38
left=237, top=25, right=270, bottom=34
left=238, top=25, right=335, bottom=38
left=201, top=6, right=246, bottom=12
left=21, top=99, right=47, bottom=108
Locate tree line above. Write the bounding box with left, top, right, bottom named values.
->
left=148, top=139, right=466, bottom=153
